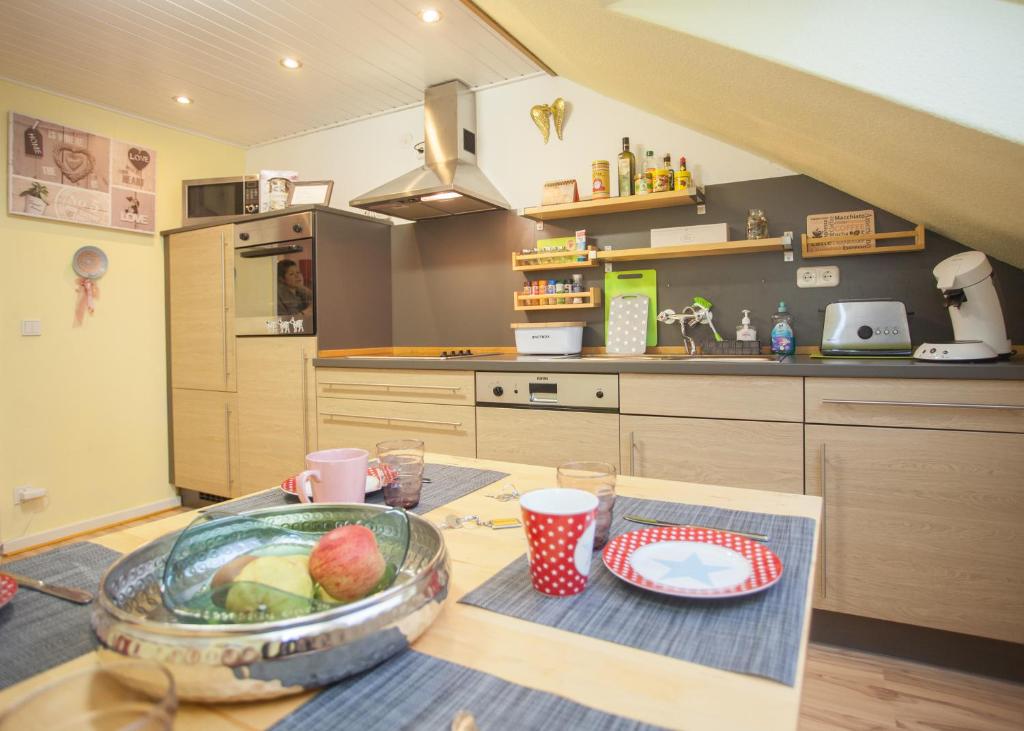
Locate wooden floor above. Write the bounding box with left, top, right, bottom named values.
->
left=5, top=509, right=1023, bottom=731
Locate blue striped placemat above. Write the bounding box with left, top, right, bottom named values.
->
left=270, top=649, right=664, bottom=731
left=459, top=496, right=816, bottom=686
left=214, top=463, right=508, bottom=515
left=0, top=542, right=120, bottom=689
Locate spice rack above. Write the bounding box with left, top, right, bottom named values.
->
left=511, top=250, right=597, bottom=272
left=520, top=187, right=704, bottom=221
left=513, top=287, right=601, bottom=311
left=801, top=224, right=925, bottom=259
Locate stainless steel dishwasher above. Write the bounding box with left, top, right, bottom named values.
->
left=475, top=372, right=620, bottom=469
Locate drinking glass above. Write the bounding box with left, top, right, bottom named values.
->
left=0, top=659, right=176, bottom=731
left=377, top=439, right=425, bottom=509
left=556, top=461, right=616, bottom=549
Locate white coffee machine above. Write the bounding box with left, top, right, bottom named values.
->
left=914, top=251, right=1012, bottom=362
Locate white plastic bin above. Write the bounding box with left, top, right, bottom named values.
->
left=511, top=321, right=585, bottom=355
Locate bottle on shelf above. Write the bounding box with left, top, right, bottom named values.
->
left=770, top=301, right=795, bottom=355
left=675, top=156, right=691, bottom=192
left=617, top=137, right=635, bottom=197
left=736, top=309, right=757, bottom=342
left=644, top=149, right=656, bottom=191
left=664, top=153, right=675, bottom=191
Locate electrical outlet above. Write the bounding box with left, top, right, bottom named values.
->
left=796, top=265, right=840, bottom=288
left=20, top=319, right=42, bottom=336
left=14, top=485, right=47, bottom=505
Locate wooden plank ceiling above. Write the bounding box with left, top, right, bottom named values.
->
left=0, top=0, right=541, bottom=146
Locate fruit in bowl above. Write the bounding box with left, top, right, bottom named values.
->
left=224, top=555, right=314, bottom=615
left=309, top=525, right=387, bottom=602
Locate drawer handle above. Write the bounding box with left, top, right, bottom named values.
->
left=821, top=398, right=1024, bottom=411
left=323, top=412, right=463, bottom=429
left=322, top=381, right=462, bottom=393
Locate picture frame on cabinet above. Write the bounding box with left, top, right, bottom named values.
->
left=287, top=180, right=334, bottom=207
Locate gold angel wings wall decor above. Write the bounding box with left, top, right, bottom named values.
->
left=530, top=98, right=567, bottom=143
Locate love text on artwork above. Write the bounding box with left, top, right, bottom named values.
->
left=120, top=211, right=150, bottom=224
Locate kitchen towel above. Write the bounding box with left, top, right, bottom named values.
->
left=458, top=496, right=816, bottom=686
left=270, top=649, right=664, bottom=731
left=211, top=463, right=509, bottom=516
left=0, top=542, right=121, bottom=689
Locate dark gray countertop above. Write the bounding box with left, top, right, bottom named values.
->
left=160, top=204, right=391, bottom=236
left=312, top=353, right=1024, bottom=380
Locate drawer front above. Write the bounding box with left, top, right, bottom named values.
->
left=806, top=378, right=1024, bottom=433
left=317, top=368, right=475, bottom=406
left=475, top=407, right=620, bottom=469
left=621, top=415, right=804, bottom=493
left=620, top=374, right=803, bottom=422
left=317, top=398, right=476, bottom=457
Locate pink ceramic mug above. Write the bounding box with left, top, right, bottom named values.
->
left=295, top=448, right=369, bottom=504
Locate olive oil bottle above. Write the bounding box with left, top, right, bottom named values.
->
left=617, top=137, right=635, bottom=197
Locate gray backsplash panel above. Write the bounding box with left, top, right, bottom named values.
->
left=391, top=175, right=1023, bottom=348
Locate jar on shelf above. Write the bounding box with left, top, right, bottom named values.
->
left=592, top=160, right=610, bottom=199
left=746, top=208, right=768, bottom=239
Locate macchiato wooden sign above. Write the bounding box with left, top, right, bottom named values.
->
left=8, top=112, right=157, bottom=233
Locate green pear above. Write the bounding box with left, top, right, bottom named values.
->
left=224, top=555, right=314, bottom=616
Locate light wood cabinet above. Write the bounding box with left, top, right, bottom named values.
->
left=171, top=388, right=238, bottom=497
left=317, top=397, right=476, bottom=457
left=621, top=374, right=803, bottom=422
left=237, top=337, right=317, bottom=495
left=805, top=424, right=1024, bottom=643
left=805, top=377, right=1024, bottom=433
left=167, top=224, right=236, bottom=392
left=317, top=368, right=474, bottom=406
left=475, top=407, right=620, bottom=468
left=621, top=415, right=803, bottom=493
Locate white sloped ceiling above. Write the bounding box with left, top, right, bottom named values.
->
left=474, top=0, right=1024, bottom=269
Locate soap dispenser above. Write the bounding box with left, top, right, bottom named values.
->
left=736, top=309, right=757, bottom=342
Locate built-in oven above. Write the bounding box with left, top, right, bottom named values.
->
left=234, top=212, right=315, bottom=336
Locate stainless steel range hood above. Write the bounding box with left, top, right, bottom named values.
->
left=349, top=80, right=510, bottom=220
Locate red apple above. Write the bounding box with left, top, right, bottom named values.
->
left=308, top=525, right=386, bottom=602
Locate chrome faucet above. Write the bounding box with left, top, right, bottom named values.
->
left=658, top=298, right=722, bottom=354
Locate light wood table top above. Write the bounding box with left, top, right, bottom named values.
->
left=0, top=454, right=821, bottom=730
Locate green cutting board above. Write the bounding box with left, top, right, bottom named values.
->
left=605, top=269, right=657, bottom=346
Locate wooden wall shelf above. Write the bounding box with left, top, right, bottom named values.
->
left=801, top=224, right=925, bottom=258
left=513, top=287, right=601, bottom=311
left=521, top=187, right=704, bottom=221
left=595, top=234, right=793, bottom=263
left=511, top=251, right=597, bottom=272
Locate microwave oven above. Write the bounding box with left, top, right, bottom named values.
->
left=181, top=175, right=260, bottom=226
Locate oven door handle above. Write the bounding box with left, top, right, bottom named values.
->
left=239, top=244, right=304, bottom=258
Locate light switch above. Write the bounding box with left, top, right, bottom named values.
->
left=20, top=319, right=42, bottom=336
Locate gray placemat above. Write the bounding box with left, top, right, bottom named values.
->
left=0, top=542, right=121, bottom=689
left=459, top=496, right=816, bottom=686
left=271, top=649, right=663, bottom=731
left=216, top=463, right=508, bottom=515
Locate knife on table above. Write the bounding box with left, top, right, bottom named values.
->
left=1, top=572, right=94, bottom=604
left=623, top=515, right=769, bottom=543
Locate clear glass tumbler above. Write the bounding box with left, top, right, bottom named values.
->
left=0, top=659, right=176, bottom=731
left=556, top=461, right=616, bottom=550
left=377, top=439, right=425, bottom=509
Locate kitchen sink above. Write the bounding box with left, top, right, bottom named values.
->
left=580, top=354, right=783, bottom=363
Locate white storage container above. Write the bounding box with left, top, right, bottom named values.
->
left=511, top=321, right=585, bottom=355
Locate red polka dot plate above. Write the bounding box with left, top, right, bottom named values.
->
left=0, top=574, right=17, bottom=609
left=602, top=526, right=783, bottom=599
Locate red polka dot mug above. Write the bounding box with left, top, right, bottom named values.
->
left=520, top=488, right=599, bottom=597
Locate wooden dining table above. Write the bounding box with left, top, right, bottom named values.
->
left=0, top=454, right=821, bottom=730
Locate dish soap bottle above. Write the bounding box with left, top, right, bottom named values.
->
left=770, top=302, right=795, bottom=355
left=736, top=309, right=757, bottom=342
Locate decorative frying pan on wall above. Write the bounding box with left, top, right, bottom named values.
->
left=72, top=245, right=107, bottom=326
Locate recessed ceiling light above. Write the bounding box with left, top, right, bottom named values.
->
left=280, top=57, right=302, bottom=70
left=419, top=8, right=442, bottom=23
left=173, top=95, right=193, bottom=105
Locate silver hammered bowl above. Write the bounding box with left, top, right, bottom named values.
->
left=91, top=504, right=449, bottom=703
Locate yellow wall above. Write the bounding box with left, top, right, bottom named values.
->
left=0, top=80, right=244, bottom=549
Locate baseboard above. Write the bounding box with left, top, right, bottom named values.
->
left=1, top=496, right=182, bottom=554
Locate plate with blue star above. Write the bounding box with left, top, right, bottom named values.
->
left=602, top=525, right=783, bottom=598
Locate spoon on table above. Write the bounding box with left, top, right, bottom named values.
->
left=0, top=572, right=94, bottom=604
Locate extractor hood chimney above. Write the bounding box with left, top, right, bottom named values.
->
left=349, top=80, right=510, bottom=220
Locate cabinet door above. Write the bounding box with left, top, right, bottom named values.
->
left=806, top=425, right=1024, bottom=643
left=172, top=388, right=238, bottom=497
left=318, top=399, right=476, bottom=457
left=237, top=337, right=316, bottom=495
left=476, top=408, right=619, bottom=469
left=168, top=225, right=236, bottom=391
left=621, top=415, right=803, bottom=493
